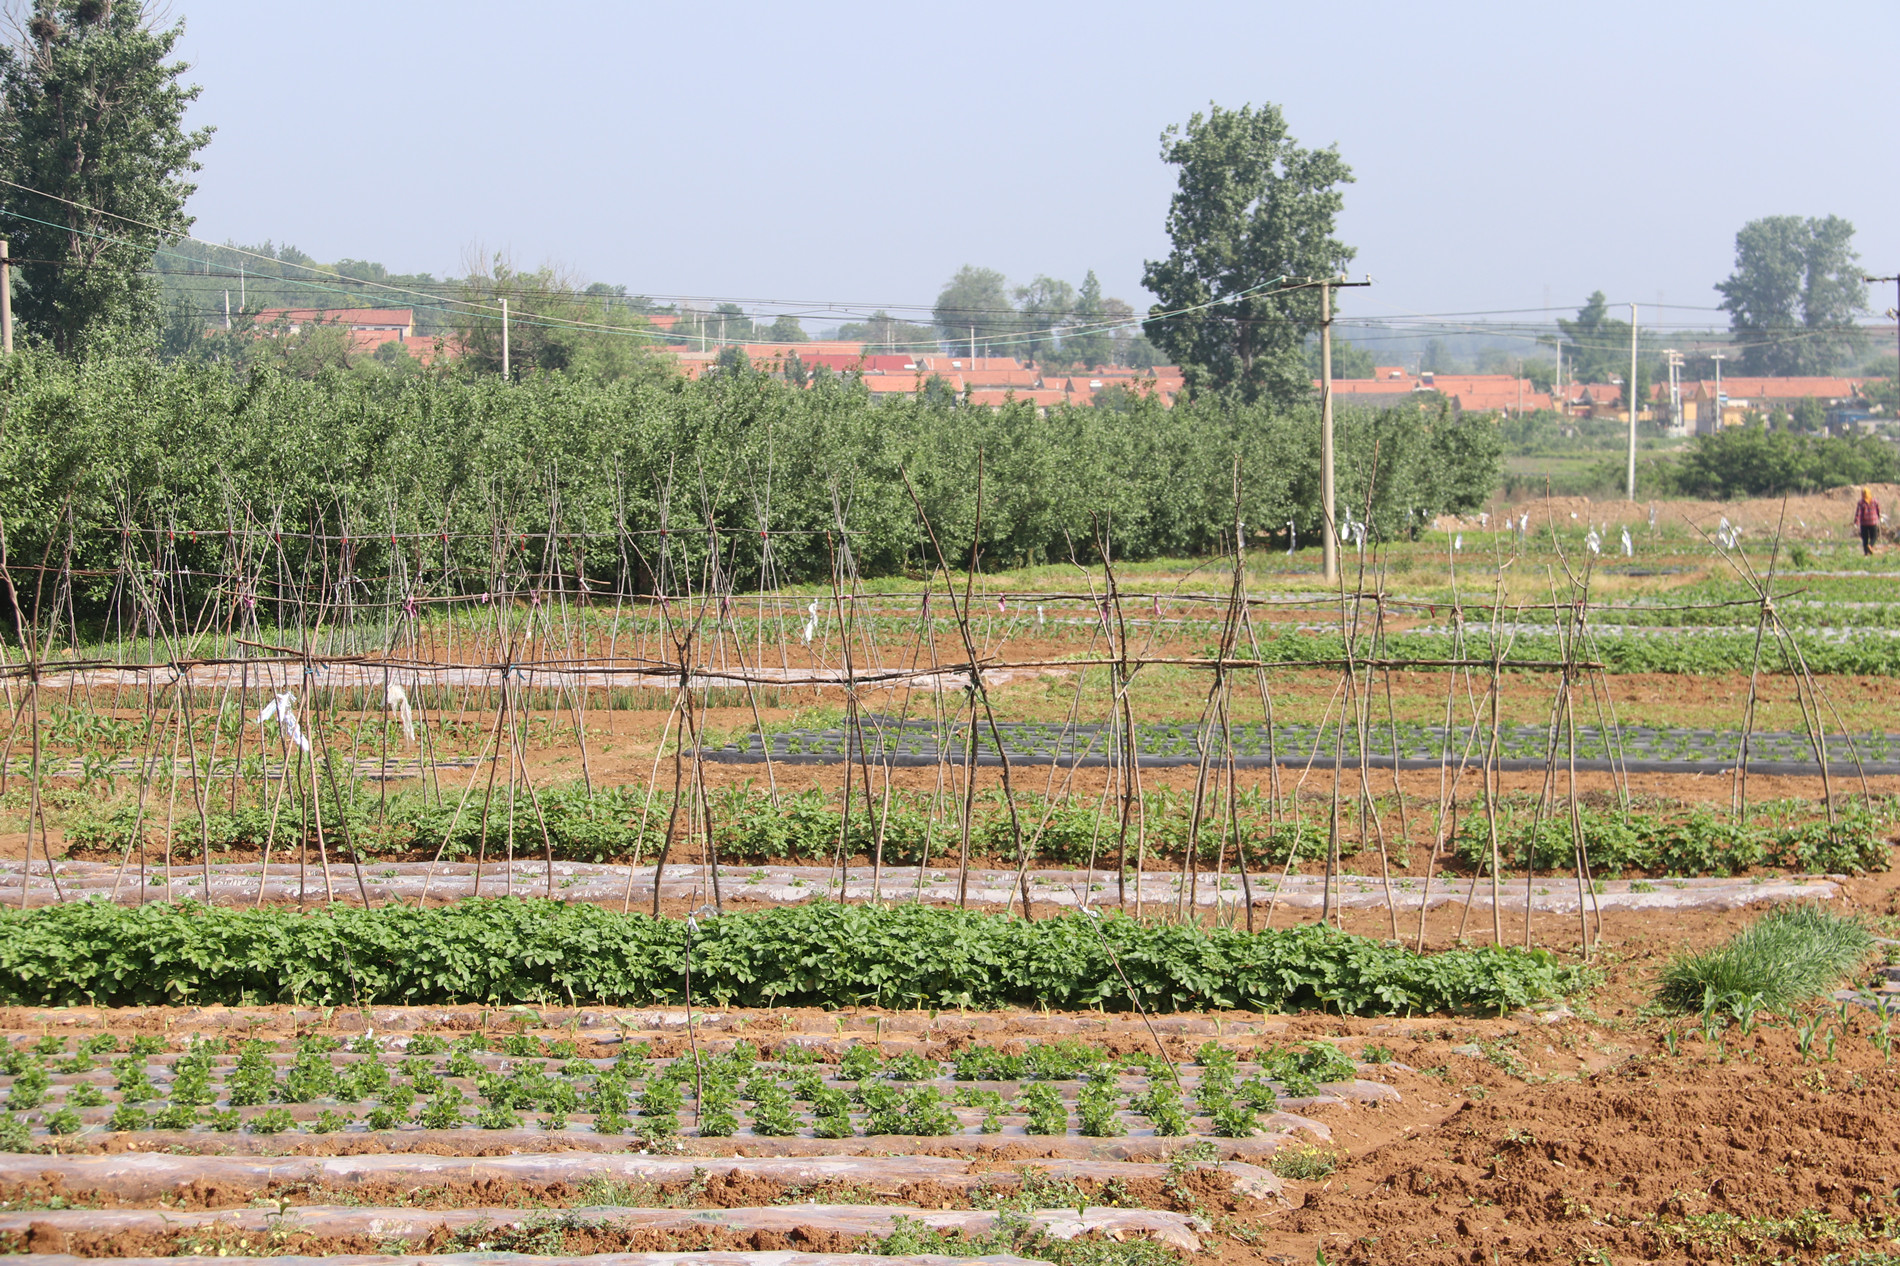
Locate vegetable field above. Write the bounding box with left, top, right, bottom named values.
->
left=1, top=384, right=1899, bottom=1265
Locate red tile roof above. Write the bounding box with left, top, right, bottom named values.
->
left=864, top=375, right=930, bottom=393
left=1418, top=374, right=1527, bottom=395
left=855, top=354, right=926, bottom=373
left=1321, top=378, right=1418, bottom=395
left=1679, top=377, right=1863, bottom=401
left=1446, top=388, right=1552, bottom=414
left=254, top=308, right=413, bottom=331
left=961, top=368, right=1042, bottom=388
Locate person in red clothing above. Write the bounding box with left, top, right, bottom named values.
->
left=1855, top=486, right=1882, bottom=555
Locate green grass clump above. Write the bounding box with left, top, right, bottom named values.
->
left=1657, top=905, right=1873, bottom=1013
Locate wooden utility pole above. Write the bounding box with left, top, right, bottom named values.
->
left=1864, top=275, right=1899, bottom=407
left=1320, top=282, right=1337, bottom=581
left=1279, top=276, right=1370, bottom=582
left=1626, top=303, right=1639, bottom=499
left=1, top=240, right=11, bottom=355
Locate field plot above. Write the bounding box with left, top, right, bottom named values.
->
left=6, top=493, right=1900, bottom=1264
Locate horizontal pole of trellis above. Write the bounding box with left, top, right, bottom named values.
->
left=15, top=654, right=1607, bottom=688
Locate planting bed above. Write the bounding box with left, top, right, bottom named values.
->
left=0, top=755, right=476, bottom=782
left=0, top=1021, right=1377, bottom=1147
left=0, top=858, right=1849, bottom=914
left=0, top=1008, right=1351, bottom=1262
left=710, top=719, right=1900, bottom=775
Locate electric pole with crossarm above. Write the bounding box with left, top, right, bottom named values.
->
left=1279, top=275, right=1372, bottom=581
left=1864, top=274, right=1899, bottom=414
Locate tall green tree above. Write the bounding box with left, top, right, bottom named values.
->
left=1059, top=270, right=1112, bottom=369
left=1140, top=102, right=1354, bottom=405
left=0, top=0, right=212, bottom=356
left=933, top=265, right=1014, bottom=354
left=452, top=254, right=662, bottom=382
left=763, top=314, right=808, bottom=342
left=1715, top=215, right=1867, bottom=375
left=1554, top=291, right=1656, bottom=410
left=1012, top=274, right=1075, bottom=365
left=1557, top=292, right=1633, bottom=384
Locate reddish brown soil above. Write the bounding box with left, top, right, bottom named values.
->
left=6, top=1223, right=875, bottom=1259
left=1255, top=1026, right=1900, bottom=1265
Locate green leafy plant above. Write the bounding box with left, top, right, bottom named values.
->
left=249, top=1107, right=296, bottom=1135
left=65, top=1082, right=106, bottom=1108
left=1078, top=1076, right=1126, bottom=1137
left=1211, top=1099, right=1258, bottom=1138
left=1130, top=1081, right=1190, bottom=1136
left=418, top=1085, right=469, bottom=1130
left=226, top=1041, right=277, bottom=1106
left=6, top=1062, right=49, bottom=1110
left=151, top=1104, right=198, bottom=1130
left=0, top=899, right=1587, bottom=1017
left=811, top=1086, right=854, bottom=1138
left=746, top=1079, right=799, bottom=1137
left=1019, top=1083, right=1068, bottom=1136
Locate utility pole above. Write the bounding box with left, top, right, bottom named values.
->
left=224, top=290, right=230, bottom=331
left=1322, top=281, right=1336, bottom=578
left=1709, top=351, right=1726, bottom=435
left=238, top=261, right=245, bottom=312
left=969, top=326, right=976, bottom=362
left=1863, top=275, right=1899, bottom=412
left=1278, top=275, right=1371, bottom=582
left=1662, top=349, right=1683, bottom=435
left=1627, top=303, right=1639, bottom=499
left=2, top=240, right=13, bottom=355
left=501, top=298, right=510, bottom=379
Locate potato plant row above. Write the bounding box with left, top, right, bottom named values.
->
left=0, top=900, right=1585, bottom=1013
left=51, top=779, right=1885, bottom=877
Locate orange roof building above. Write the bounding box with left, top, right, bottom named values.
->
left=252, top=307, right=414, bottom=334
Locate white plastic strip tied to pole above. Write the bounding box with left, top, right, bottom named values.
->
left=385, top=683, right=416, bottom=742
left=257, top=691, right=311, bottom=752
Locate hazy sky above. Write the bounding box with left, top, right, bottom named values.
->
left=169, top=0, right=1898, bottom=342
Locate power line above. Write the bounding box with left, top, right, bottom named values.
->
left=5, top=176, right=1892, bottom=364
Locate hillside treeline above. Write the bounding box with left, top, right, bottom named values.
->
left=0, top=355, right=1499, bottom=609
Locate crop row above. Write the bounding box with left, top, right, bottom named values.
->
left=732, top=721, right=1900, bottom=768
left=0, top=1031, right=1360, bottom=1146
left=47, top=782, right=1888, bottom=877
left=1250, top=629, right=1900, bottom=675
left=0, top=899, right=1584, bottom=1013
left=1453, top=805, right=1889, bottom=877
